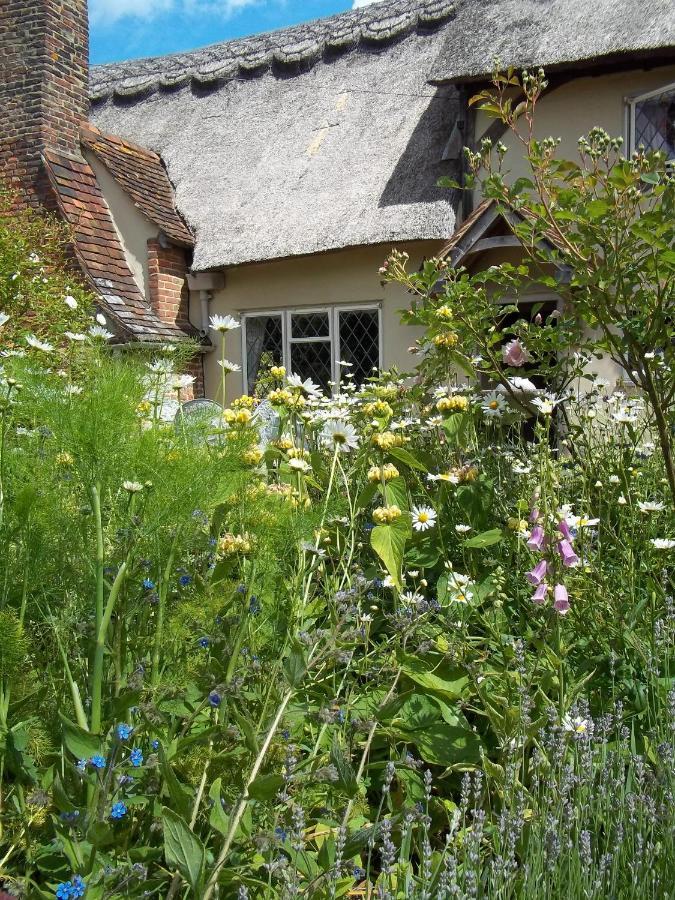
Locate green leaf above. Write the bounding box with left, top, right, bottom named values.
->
left=399, top=720, right=482, bottom=767
left=58, top=714, right=100, bottom=761
left=586, top=199, right=609, bottom=219
left=283, top=647, right=307, bottom=688
left=382, top=476, right=408, bottom=511
left=248, top=773, right=285, bottom=801
left=464, top=528, right=503, bottom=549
left=370, top=515, right=411, bottom=588
left=386, top=447, right=428, bottom=472
left=330, top=736, right=358, bottom=798
left=159, top=746, right=192, bottom=819
left=233, top=707, right=259, bottom=755
left=640, top=172, right=660, bottom=185
left=396, top=651, right=469, bottom=701
left=441, top=412, right=470, bottom=447
left=208, top=778, right=230, bottom=836
left=162, top=808, right=205, bottom=894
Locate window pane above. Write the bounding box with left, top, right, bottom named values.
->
left=290, top=340, right=332, bottom=393
left=291, top=312, right=329, bottom=339
left=635, top=89, right=675, bottom=158
left=338, top=309, right=380, bottom=386
left=245, top=314, right=283, bottom=394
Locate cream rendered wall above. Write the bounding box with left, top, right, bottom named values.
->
left=474, top=64, right=675, bottom=390
left=194, top=241, right=444, bottom=401
left=84, top=151, right=160, bottom=300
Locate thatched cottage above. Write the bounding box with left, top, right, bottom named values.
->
left=1, top=0, right=674, bottom=398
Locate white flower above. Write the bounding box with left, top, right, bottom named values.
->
left=64, top=295, right=78, bottom=310
left=217, top=359, right=241, bottom=373
left=401, top=590, right=424, bottom=605
left=617, top=495, right=627, bottom=506
left=122, top=480, right=143, bottom=493
left=426, top=415, right=443, bottom=427
left=65, top=384, right=83, bottom=395
left=0, top=312, right=9, bottom=328
left=612, top=408, right=639, bottom=424
left=638, top=500, right=665, bottom=513
left=531, top=396, right=560, bottom=415
left=563, top=715, right=588, bottom=734
left=500, top=376, right=538, bottom=395
left=88, top=325, right=114, bottom=341
left=481, top=391, right=507, bottom=418
left=411, top=505, right=437, bottom=532
left=64, top=332, right=86, bottom=342
left=25, top=334, right=54, bottom=352
left=287, top=374, right=322, bottom=398
left=427, top=472, right=460, bottom=484
left=455, top=523, right=472, bottom=534
left=322, top=420, right=359, bottom=452
left=96, top=313, right=107, bottom=326
left=209, top=314, right=240, bottom=333
left=609, top=475, right=620, bottom=484
left=512, top=462, right=532, bottom=475
left=448, top=571, right=474, bottom=604
left=147, top=358, right=174, bottom=375
left=651, top=538, right=675, bottom=550
left=288, top=457, right=310, bottom=473
left=172, top=374, right=195, bottom=391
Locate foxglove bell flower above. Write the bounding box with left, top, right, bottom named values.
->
left=526, top=559, right=548, bottom=586
left=526, top=525, right=545, bottom=552
left=553, top=584, right=570, bottom=615
left=558, top=519, right=574, bottom=542
left=558, top=539, right=579, bottom=568
left=531, top=582, right=549, bottom=605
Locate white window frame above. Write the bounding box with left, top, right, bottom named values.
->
left=625, top=80, right=675, bottom=157
left=240, top=303, right=383, bottom=392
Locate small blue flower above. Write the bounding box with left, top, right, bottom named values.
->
left=353, top=866, right=366, bottom=880
left=208, top=691, right=221, bottom=708
left=151, top=739, right=160, bottom=750
left=179, top=574, right=192, bottom=587
left=76, top=758, right=87, bottom=773
left=116, top=723, right=133, bottom=740
left=275, top=826, right=287, bottom=842
left=129, top=748, right=143, bottom=767
left=90, top=754, right=106, bottom=770
left=198, top=636, right=210, bottom=649
left=236, top=584, right=247, bottom=594
left=248, top=595, right=261, bottom=615
left=71, top=875, right=86, bottom=898
left=142, top=578, right=156, bottom=590
left=110, top=801, right=128, bottom=820
left=363, top=523, right=374, bottom=533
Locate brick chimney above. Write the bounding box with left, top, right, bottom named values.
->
left=0, top=0, right=89, bottom=207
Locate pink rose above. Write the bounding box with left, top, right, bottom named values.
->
left=502, top=339, right=530, bottom=368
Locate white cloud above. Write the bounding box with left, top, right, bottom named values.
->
left=352, top=0, right=379, bottom=7
left=90, top=0, right=262, bottom=26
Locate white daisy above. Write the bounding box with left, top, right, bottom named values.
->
left=217, top=359, right=241, bottom=373
left=638, top=500, right=665, bottom=513
left=0, top=312, right=9, bottom=328
left=64, top=332, right=86, bottom=342
left=455, top=523, right=472, bottom=534
left=25, top=334, right=54, bottom=352
left=481, top=391, right=507, bottom=418
left=122, top=481, right=143, bottom=493
left=209, top=314, right=240, bottom=333
left=287, top=374, right=322, bottom=398
left=411, top=505, right=437, bottom=532
left=147, top=358, right=174, bottom=375
left=321, top=420, right=359, bottom=452
left=172, top=374, right=195, bottom=391
left=531, top=395, right=560, bottom=415
left=651, top=538, right=675, bottom=550
left=64, top=295, right=78, bottom=310
left=88, top=325, right=114, bottom=341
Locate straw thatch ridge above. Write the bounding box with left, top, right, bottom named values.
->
left=90, top=0, right=460, bottom=271
left=430, top=0, right=675, bottom=84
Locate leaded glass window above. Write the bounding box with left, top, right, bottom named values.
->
left=629, top=84, right=675, bottom=159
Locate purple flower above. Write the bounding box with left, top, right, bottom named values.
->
left=553, top=584, right=571, bottom=615
left=557, top=519, right=573, bottom=542
left=527, top=525, right=545, bottom=552
left=529, top=507, right=540, bottom=523
left=558, top=539, right=579, bottom=568
left=526, top=559, right=548, bottom=586
left=531, top=582, right=549, bottom=605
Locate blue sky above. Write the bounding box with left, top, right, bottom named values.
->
left=90, top=0, right=378, bottom=64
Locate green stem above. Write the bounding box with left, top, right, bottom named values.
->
left=90, top=560, right=129, bottom=734
left=151, top=531, right=180, bottom=688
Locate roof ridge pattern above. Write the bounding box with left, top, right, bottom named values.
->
left=90, top=0, right=458, bottom=103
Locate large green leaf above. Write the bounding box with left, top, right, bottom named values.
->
left=58, top=714, right=100, bottom=761
left=159, top=746, right=192, bottom=819
left=370, top=514, right=411, bottom=588
left=248, top=773, right=285, bottom=801
left=463, top=528, right=503, bottom=549
left=386, top=447, right=428, bottom=472
left=396, top=651, right=469, bottom=701
left=208, top=778, right=230, bottom=836
left=382, top=476, right=409, bottom=511
left=398, top=720, right=482, bottom=767
left=162, top=808, right=205, bottom=894
left=283, top=646, right=307, bottom=688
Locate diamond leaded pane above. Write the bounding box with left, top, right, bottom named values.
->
left=291, top=312, right=330, bottom=339
left=634, top=89, right=675, bottom=158
left=245, top=315, right=283, bottom=394
left=290, top=341, right=332, bottom=393
left=339, top=309, right=380, bottom=386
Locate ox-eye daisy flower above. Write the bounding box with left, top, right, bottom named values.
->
left=25, top=334, right=54, bottom=352
left=209, top=314, right=240, bottom=333
left=322, top=420, right=358, bottom=452
left=411, top=505, right=437, bottom=532
left=481, top=391, right=507, bottom=418
left=638, top=500, right=665, bottom=513
left=217, top=359, right=241, bottom=373
left=651, top=538, right=675, bottom=550
left=455, top=523, right=472, bottom=534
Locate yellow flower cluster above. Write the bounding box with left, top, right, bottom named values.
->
left=272, top=437, right=294, bottom=451
left=507, top=517, right=528, bottom=532
left=372, top=505, right=402, bottom=525
left=55, top=451, right=74, bottom=467
left=372, top=384, right=398, bottom=401
left=269, top=365, right=286, bottom=379
left=435, top=304, right=453, bottom=320
left=217, top=532, right=254, bottom=557
left=223, top=407, right=253, bottom=425
left=363, top=400, right=393, bottom=418
left=136, top=400, right=152, bottom=416
left=367, top=462, right=400, bottom=483
left=436, top=395, right=469, bottom=414
left=268, top=388, right=305, bottom=409
left=455, top=464, right=478, bottom=483
left=287, top=447, right=310, bottom=460
left=433, top=332, right=459, bottom=348
left=233, top=394, right=255, bottom=408
left=372, top=431, right=404, bottom=450
left=242, top=445, right=264, bottom=465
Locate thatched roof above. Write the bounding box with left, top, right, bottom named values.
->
left=89, top=0, right=460, bottom=271
left=430, top=0, right=675, bottom=85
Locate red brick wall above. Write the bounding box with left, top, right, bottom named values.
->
left=0, top=0, right=88, bottom=208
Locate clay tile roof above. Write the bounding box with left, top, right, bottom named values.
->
left=80, top=124, right=193, bottom=247
left=43, top=148, right=195, bottom=343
